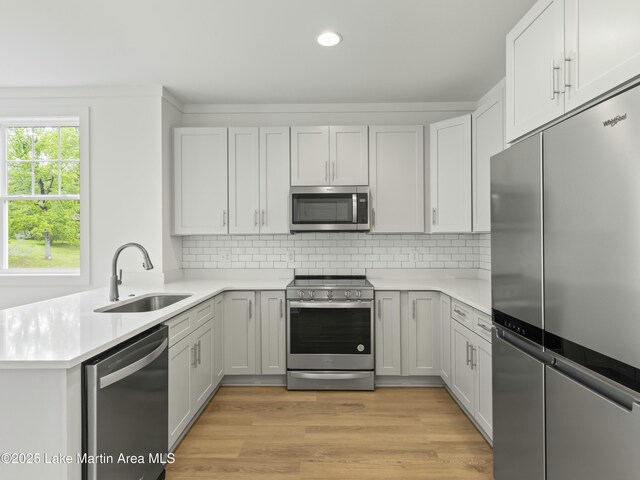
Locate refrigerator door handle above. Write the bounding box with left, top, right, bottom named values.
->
left=496, top=328, right=555, bottom=365
left=552, top=359, right=640, bottom=412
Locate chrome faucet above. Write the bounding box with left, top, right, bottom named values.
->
left=110, top=242, right=154, bottom=301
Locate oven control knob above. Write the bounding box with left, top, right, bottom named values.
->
left=357, top=344, right=365, bottom=352
left=356, top=290, right=362, bottom=298
left=327, top=290, right=333, bottom=299
left=345, top=290, right=351, bottom=298
left=308, top=290, right=316, bottom=298
left=298, top=290, right=305, bottom=298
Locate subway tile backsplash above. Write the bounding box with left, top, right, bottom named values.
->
left=182, top=232, right=491, bottom=275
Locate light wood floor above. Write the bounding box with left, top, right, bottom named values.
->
left=167, top=386, right=493, bottom=480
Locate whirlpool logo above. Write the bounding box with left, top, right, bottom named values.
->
left=603, top=113, right=627, bottom=127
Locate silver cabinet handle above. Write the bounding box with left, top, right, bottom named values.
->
left=261, top=209, right=266, bottom=226
left=470, top=346, right=477, bottom=370
left=377, top=299, right=381, bottom=319
left=254, top=210, right=258, bottom=227
left=477, top=322, right=492, bottom=333
left=280, top=299, right=283, bottom=318
left=99, top=339, right=168, bottom=389
left=454, top=308, right=466, bottom=317
left=432, top=207, right=437, bottom=225
left=191, top=345, right=197, bottom=368
left=325, top=161, right=329, bottom=182
left=223, top=210, right=227, bottom=226
left=371, top=208, right=376, bottom=227
left=332, top=161, right=336, bottom=181
left=465, top=341, right=471, bottom=366
left=563, top=54, right=572, bottom=89
left=197, top=340, right=202, bottom=365
left=412, top=300, right=416, bottom=319
left=551, top=61, right=561, bottom=99
left=249, top=299, right=252, bottom=319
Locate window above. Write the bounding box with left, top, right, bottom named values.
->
left=0, top=111, right=89, bottom=283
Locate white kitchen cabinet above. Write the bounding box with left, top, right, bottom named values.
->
left=291, top=125, right=368, bottom=186
left=167, top=298, right=217, bottom=449
left=450, top=315, right=493, bottom=440
left=564, top=0, right=640, bottom=111
left=439, top=294, right=452, bottom=386
left=429, top=115, right=472, bottom=233
left=405, top=292, right=440, bottom=376
left=260, top=291, right=286, bottom=375
left=472, top=83, right=505, bottom=232
left=329, top=126, right=368, bottom=185
left=229, top=127, right=290, bottom=235
left=290, top=126, right=330, bottom=186
left=228, top=127, right=260, bottom=234
left=375, top=291, right=401, bottom=376
left=506, top=0, right=640, bottom=142
left=369, top=125, right=424, bottom=233
left=173, top=127, right=228, bottom=235
left=506, top=0, right=565, bottom=142
left=451, top=320, right=475, bottom=413
left=213, top=294, right=225, bottom=387
left=224, top=291, right=258, bottom=375
left=259, top=127, right=290, bottom=234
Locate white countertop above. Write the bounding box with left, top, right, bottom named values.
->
left=0, top=272, right=490, bottom=370
left=0, top=277, right=290, bottom=369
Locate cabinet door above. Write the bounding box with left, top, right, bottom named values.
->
left=213, top=295, right=224, bottom=387
left=290, top=126, right=329, bottom=186
left=375, top=291, right=401, bottom=375
left=564, top=0, right=640, bottom=111
left=168, top=335, right=193, bottom=449
left=439, top=294, right=452, bottom=386
left=191, top=321, right=214, bottom=411
left=472, top=86, right=504, bottom=232
left=228, top=127, right=260, bottom=234
left=474, top=336, right=493, bottom=439
left=174, top=128, right=228, bottom=234
left=329, top=126, right=368, bottom=185
left=451, top=321, right=475, bottom=412
left=430, top=114, right=472, bottom=233
left=406, top=292, right=440, bottom=376
left=259, top=127, right=290, bottom=234
left=506, top=0, right=565, bottom=142
left=369, top=126, right=424, bottom=233
left=224, top=292, right=257, bottom=374
left=260, top=291, right=286, bottom=375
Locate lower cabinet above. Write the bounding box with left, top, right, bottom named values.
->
left=224, top=291, right=258, bottom=374
left=260, top=291, right=286, bottom=375
left=451, top=317, right=493, bottom=439
left=213, top=294, right=225, bottom=387
left=439, top=294, right=452, bottom=386
left=375, top=291, right=440, bottom=377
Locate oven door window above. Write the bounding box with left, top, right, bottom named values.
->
left=289, top=306, right=371, bottom=354
left=291, top=194, right=354, bottom=224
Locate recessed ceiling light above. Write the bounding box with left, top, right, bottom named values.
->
left=317, top=31, right=342, bottom=47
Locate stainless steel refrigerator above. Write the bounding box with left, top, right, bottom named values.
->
left=492, top=83, right=640, bottom=480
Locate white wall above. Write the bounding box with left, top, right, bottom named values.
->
left=0, top=88, right=166, bottom=309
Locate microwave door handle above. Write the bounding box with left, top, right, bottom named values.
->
left=353, top=194, right=358, bottom=224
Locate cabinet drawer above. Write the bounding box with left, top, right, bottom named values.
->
left=451, top=299, right=473, bottom=328
left=474, top=310, right=493, bottom=343
left=192, top=299, right=214, bottom=329
left=165, top=311, right=193, bottom=347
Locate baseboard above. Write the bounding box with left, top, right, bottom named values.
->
left=374, top=375, right=445, bottom=387
left=222, top=374, right=287, bottom=386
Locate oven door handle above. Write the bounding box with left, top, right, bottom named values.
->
left=289, top=372, right=372, bottom=380
left=288, top=301, right=372, bottom=309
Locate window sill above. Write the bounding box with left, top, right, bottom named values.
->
left=0, top=270, right=89, bottom=286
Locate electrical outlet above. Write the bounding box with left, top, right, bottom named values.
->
left=287, top=249, right=295, bottom=263
left=219, top=249, right=231, bottom=262
left=410, top=249, right=419, bottom=263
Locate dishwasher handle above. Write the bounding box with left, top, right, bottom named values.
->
left=99, top=338, right=168, bottom=389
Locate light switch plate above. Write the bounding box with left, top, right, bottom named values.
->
left=287, top=249, right=295, bottom=263
left=409, top=249, right=419, bottom=263
left=219, top=249, right=232, bottom=262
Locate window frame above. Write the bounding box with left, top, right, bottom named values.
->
left=0, top=107, right=89, bottom=286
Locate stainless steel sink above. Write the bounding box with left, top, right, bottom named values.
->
left=95, top=293, right=192, bottom=313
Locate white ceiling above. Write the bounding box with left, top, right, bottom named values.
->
left=1, top=0, right=536, bottom=105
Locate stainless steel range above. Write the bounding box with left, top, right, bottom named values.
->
left=286, top=276, right=374, bottom=390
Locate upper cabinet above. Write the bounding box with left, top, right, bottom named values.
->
left=429, top=114, right=472, bottom=233
left=290, top=126, right=368, bottom=186
left=228, top=127, right=290, bottom=235
left=506, top=0, right=640, bottom=142
left=369, top=125, right=424, bottom=233
left=174, top=127, right=228, bottom=235
left=472, top=83, right=505, bottom=232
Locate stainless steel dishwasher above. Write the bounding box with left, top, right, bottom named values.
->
left=83, top=325, right=168, bottom=480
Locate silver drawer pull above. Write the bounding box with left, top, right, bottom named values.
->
left=477, top=322, right=492, bottom=333
left=453, top=308, right=466, bottom=317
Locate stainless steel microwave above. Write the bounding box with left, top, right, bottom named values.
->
left=290, top=186, right=370, bottom=232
